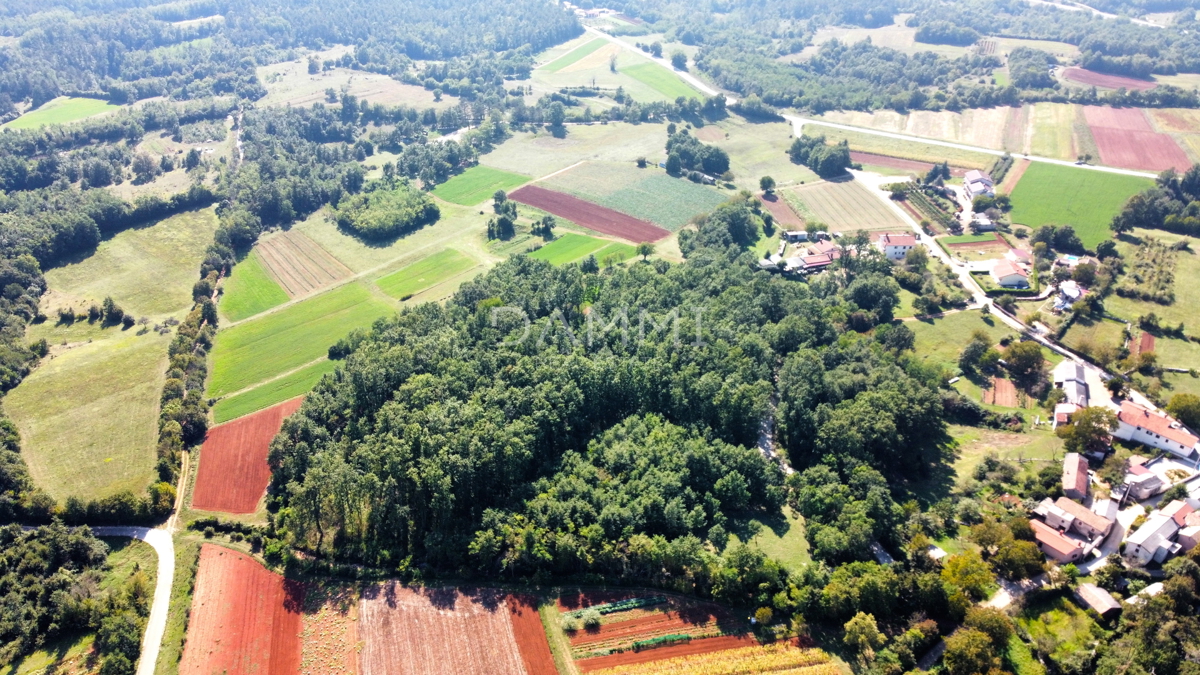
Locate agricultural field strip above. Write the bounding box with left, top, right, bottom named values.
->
left=214, top=355, right=329, bottom=401
left=788, top=116, right=1158, bottom=179
left=583, top=27, right=721, bottom=98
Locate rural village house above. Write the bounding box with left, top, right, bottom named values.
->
left=991, top=259, right=1029, bottom=288
left=1114, top=401, right=1200, bottom=459
left=964, top=169, right=995, bottom=199
left=1126, top=510, right=1182, bottom=566
left=1052, top=361, right=1089, bottom=408
left=876, top=233, right=917, bottom=261
left=1030, top=518, right=1084, bottom=563
left=1061, top=454, right=1090, bottom=501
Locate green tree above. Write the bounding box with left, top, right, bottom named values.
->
left=760, top=176, right=776, bottom=193
left=990, top=539, right=1044, bottom=580
left=1167, top=393, right=1200, bottom=430
left=636, top=242, right=655, bottom=261
left=1056, top=406, right=1118, bottom=454
left=666, top=152, right=682, bottom=176
left=943, top=628, right=998, bottom=675
left=941, top=550, right=995, bottom=600
left=964, top=606, right=1014, bottom=651
left=1005, top=340, right=1044, bottom=383
left=671, top=51, right=688, bottom=70
left=843, top=611, right=887, bottom=659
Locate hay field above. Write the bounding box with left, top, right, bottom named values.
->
left=44, top=208, right=220, bottom=318
left=433, top=165, right=531, bottom=205
left=707, top=118, right=819, bottom=191
left=255, top=229, right=353, bottom=298
left=809, top=21, right=970, bottom=58
left=532, top=46, right=696, bottom=104
left=803, top=126, right=993, bottom=169
left=219, top=250, right=289, bottom=323
left=258, top=54, right=455, bottom=109
left=376, top=248, right=478, bottom=298
left=482, top=124, right=667, bottom=179
left=541, top=38, right=610, bottom=73
left=207, top=282, right=395, bottom=397
left=6, top=330, right=168, bottom=501
left=530, top=233, right=633, bottom=265
left=212, top=358, right=337, bottom=424
left=1105, top=228, right=1200, bottom=329
left=1009, top=162, right=1152, bottom=248
left=1028, top=102, right=1081, bottom=160
left=3, top=96, right=122, bottom=129
left=783, top=179, right=908, bottom=232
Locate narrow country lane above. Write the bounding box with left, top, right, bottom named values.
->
left=91, top=527, right=175, bottom=675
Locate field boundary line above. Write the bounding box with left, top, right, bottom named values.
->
left=536, top=160, right=587, bottom=183
left=214, top=355, right=329, bottom=403
left=787, top=115, right=1158, bottom=179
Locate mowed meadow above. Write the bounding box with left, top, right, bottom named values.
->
left=1008, top=163, right=1153, bottom=248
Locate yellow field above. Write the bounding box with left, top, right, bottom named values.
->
left=810, top=20, right=970, bottom=58
left=1028, top=102, right=1078, bottom=160
left=785, top=178, right=908, bottom=232
left=820, top=106, right=1014, bottom=153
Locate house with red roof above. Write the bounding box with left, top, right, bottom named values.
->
left=1030, top=519, right=1084, bottom=563
left=1114, top=401, right=1200, bottom=459
left=991, top=259, right=1029, bottom=288
left=877, top=233, right=917, bottom=261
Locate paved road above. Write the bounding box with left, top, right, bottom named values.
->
left=93, top=527, right=175, bottom=675
left=786, top=116, right=1159, bottom=180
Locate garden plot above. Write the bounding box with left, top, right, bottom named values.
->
left=541, top=161, right=727, bottom=231
left=510, top=185, right=670, bottom=242
left=783, top=179, right=908, bottom=232
left=255, top=229, right=353, bottom=298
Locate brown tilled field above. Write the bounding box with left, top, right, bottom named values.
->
left=256, top=230, right=353, bottom=298
left=997, top=159, right=1030, bottom=194
left=1140, top=331, right=1156, bottom=357
left=1064, top=67, right=1157, bottom=91
left=576, top=635, right=759, bottom=672
left=510, top=185, right=670, bottom=242
left=180, top=545, right=304, bottom=675
left=850, top=151, right=967, bottom=177
left=359, top=584, right=553, bottom=675
left=300, top=585, right=360, bottom=675
left=193, top=396, right=304, bottom=514
left=1083, top=106, right=1190, bottom=172
left=983, top=377, right=1018, bottom=407
left=760, top=192, right=803, bottom=227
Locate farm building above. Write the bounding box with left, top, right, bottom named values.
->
left=877, top=233, right=917, bottom=260
left=991, top=259, right=1029, bottom=288
left=1178, top=526, right=1200, bottom=551
left=1114, top=401, right=1200, bottom=459
left=964, top=170, right=995, bottom=198
left=1030, top=519, right=1084, bottom=563
left=971, top=214, right=995, bottom=232
left=783, top=231, right=809, bottom=243
left=1062, top=453, right=1090, bottom=500
left=1125, top=512, right=1181, bottom=566
left=1054, top=403, right=1080, bottom=429
left=1005, top=248, right=1031, bottom=266
left=1126, top=470, right=1164, bottom=501
left=1074, top=583, right=1121, bottom=619
left=1093, top=498, right=1119, bottom=522
left=1162, top=499, right=1195, bottom=526
left=1052, top=361, right=1090, bottom=407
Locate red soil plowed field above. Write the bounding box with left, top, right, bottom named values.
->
left=760, top=192, right=803, bottom=227
left=576, top=634, right=759, bottom=672
left=1065, top=67, right=1157, bottom=91
left=193, top=396, right=304, bottom=514
left=1140, top=331, right=1156, bottom=356
left=508, top=594, right=558, bottom=675
left=849, top=151, right=967, bottom=177
left=1083, top=106, right=1190, bottom=172
left=180, top=545, right=304, bottom=675
left=997, top=159, right=1030, bottom=194
left=257, top=230, right=353, bottom=298
left=359, top=584, right=533, bottom=675
left=510, top=185, right=670, bottom=243
left=983, top=377, right=1018, bottom=407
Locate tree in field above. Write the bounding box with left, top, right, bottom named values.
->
left=943, top=628, right=998, bottom=675
left=760, top=176, right=776, bottom=193
left=308, top=57, right=319, bottom=74
left=1005, top=340, right=1044, bottom=385
left=184, top=148, right=201, bottom=170
left=636, top=242, right=655, bottom=261
left=666, top=153, right=682, bottom=176
left=1056, top=406, right=1118, bottom=454
left=131, top=152, right=159, bottom=183
left=547, top=101, right=566, bottom=127
left=650, top=42, right=662, bottom=57
left=671, top=51, right=688, bottom=70
left=1168, top=393, right=1200, bottom=430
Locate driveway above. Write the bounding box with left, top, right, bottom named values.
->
left=92, top=527, right=175, bottom=675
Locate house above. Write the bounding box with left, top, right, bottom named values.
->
left=1005, top=248, right=1031, bottom=267
left=1031, top=519, right=1084, bottom=563
left=1034, top=498, right=1076, bottom=531
left=1161, top=499, right=1195, bottom=526
left=1092, top=498, right=1119, bottom=522
left=1125, top=512, right=1181, bottom=566
left=972, top=214, right=995, bottom=232
left=1126, top=471, right=1164, bottom=501
left=1114, top=401, right=1200, bottom=459
left=1054, top=403, right=1080, bottom=429
left=1052, top=361, right=1090, bottom=407
left=1074, top=583, right=1122, bottom=619
left=1062, top=454, right=1090, bottom=501
left=1178, top=525, right=1200, bottom=551
left=1056, top=496, right=1112, bottom=538
left=991, top=259, right=1030, bottom=288
left=807, top=239, right=841, bottom=258
left=964, top=170, right=995, bottom=199
left=877, top=233, right=917, bottom=261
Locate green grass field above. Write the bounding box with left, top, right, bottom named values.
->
left=1062, top=316, right=1127, bottom=355
left=1152, top=335, right=1200, bottom=369
left=784, top=178, right=908, bottom=232
left=219, top=250, right=289, bottom=322
left=207, top=282, right=394, bottom=397
left=909, top=310, right=1017, bottom=371
left=1016, top=596, right=1101, bottom=667
left=4, top=96, right=122, bottom=129
left=432, top=165, right=530, bottom=205
left=950, top=424, right=1063, bottom=480
left=530, top=233, right=610, bottom=264
left=941, top=233, right=998, bottom=245
left=376, top=248, right=477, bottom=298
left=45, top=208, right=220, bottom=318
left=6, top=331, right=168, bottom=502
left=1009, top=163, right=1153, bottom=249
left=622, top=62, right=700, bottom=99
left=541, top=38, right=608, bottom=73
left=542, top=161, right=727, bottom=230
left=1105, top=228, right=1200, bottom=330
left=213, top=358, right=337, bottom=423
left=709, top=119, right=820, bottom=192
left=593, top=241, right=638, bottom=264
left=729, top=508, right=810, bottom=571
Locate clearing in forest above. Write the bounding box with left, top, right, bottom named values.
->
left=621, top=62, right=700, bottom=100
left=179, top=545, right=304, bottom=675
left=193, top=396, right=304, bottom=514
left=540, top=38, right=609, bottom=72
left=255, top=229, right=353, bottom=298
left=220, top=250, right=289, bottom=322
left=1063, top=67, right=1157, bottom=91
left=782, top=179, right=907, bottom=232
left=433, top=165, right=531, bottom=206
left=358, top=584, right=556, bottom=675
left=375, top=248, right=478, bottom=299
left=3, top=96, right=122, bottom=129
left=529, top=233, right=636, bottom=266
left=540, top=161, right=726, bottom=231
left=1008, top=162, right=1152, bottom=249
left=207, top=282, right=394, bottom=397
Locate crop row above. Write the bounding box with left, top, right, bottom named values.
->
left=589, top=643, right=832, bottom=675
left=565, top=596, right=666, bottom=618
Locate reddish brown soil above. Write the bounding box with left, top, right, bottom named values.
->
left=1140, top=331, right=1156, bottom=355
left=558, top=590, right=640, bottom=612
left=193, top=396, right=304, bottom=514
left=997, top=159, right=1030, bottom=194
left=1083, top=106, right=1190, bottom=171
left=983, top=377, right=1018, bottom=407
left=507, top=594, right=558, bottom=675
left=179, top=545, right=304, bottom=675
left=849, top=151, right=967, bottom=177
left=575, top=634, right=759, bottom=672
left=760, top=192, right=803, bottom=227
left=358, top=584, right=530, bottom=675
left=694, top=126, right=724, bottom=142
left=1065, top=67, right=1157, bottom=91
left=510, top=185, right=670, bottom=242
left=257, top=230, right=352, bottom=298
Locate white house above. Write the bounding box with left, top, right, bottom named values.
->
left=1114, top=401, right=1200, bottom=459
left=964, top=170, right=995, bottom=199
left=991, top=259, right=1029, bottom=288
left=877, top=233, right=917, bottom=261
left=972, top=214, right=995, bottom=232
left=1126, top=512, right=1181, bottom=566
left=1052, top=361, right=1089, bottom=407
